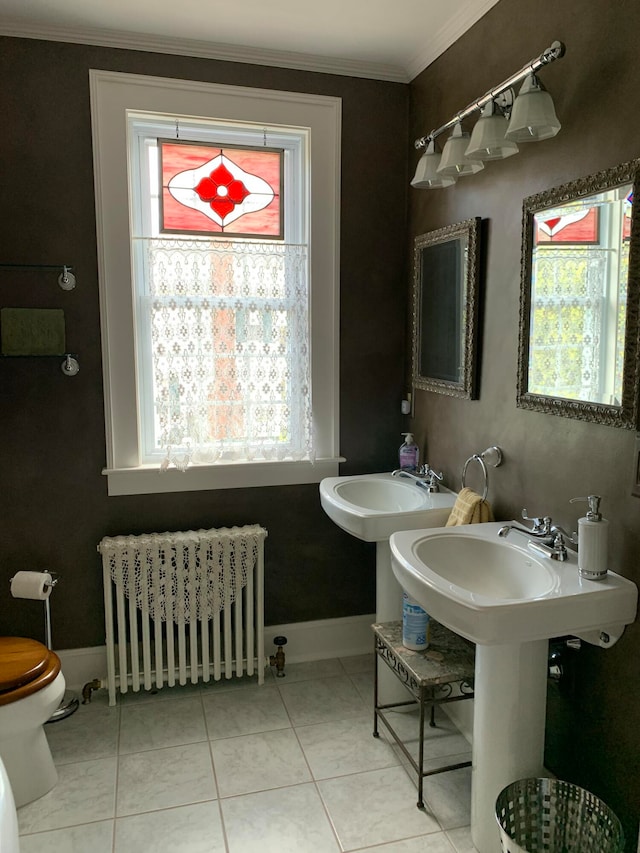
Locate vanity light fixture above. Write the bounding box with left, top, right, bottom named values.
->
left=465, top=99, right=519, bottom=161
left=412, top=40, right=565, bottom=189
left=505, top=73, right=561, bottom=142
left=411, top=139, right=457, bottom=188
left=437, top=123, right=484, bottom=177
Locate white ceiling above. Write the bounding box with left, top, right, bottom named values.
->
left=0, top=0, right=500, bottom=82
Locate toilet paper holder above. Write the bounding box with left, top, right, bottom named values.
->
left=42, top=573, right=58, bottom=650
left=9, top=571, right=58, bottom=649
left=9, top=570, right=79, bottom=721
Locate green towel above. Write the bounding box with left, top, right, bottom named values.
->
left=1, top=307, right=66, bottom=356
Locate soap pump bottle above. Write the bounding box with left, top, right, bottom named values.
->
left=398, top=432, right=420, bottom=472
left=399, top=433, right=419, bottom=472
left=570, top=495, right=609, bottom=581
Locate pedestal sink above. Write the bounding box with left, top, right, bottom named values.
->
left=320, top=472, right=456, bottom=620
left=319, top=473, right=457, bottom=701
left=390, top=522, right=638, bottom=853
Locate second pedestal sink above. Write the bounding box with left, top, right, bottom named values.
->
left=319, top=471, right=456, bottom=543
left=320, top=471, right=457, bottom=621
left=319, top=472, right=457, bottom=704
left=390, top=522, right=638, bottom=853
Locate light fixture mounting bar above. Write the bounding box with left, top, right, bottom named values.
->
left=414, top=40, right=566, bottom=149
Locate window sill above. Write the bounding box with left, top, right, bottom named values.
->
left=102, top=457, right=345, bottom=496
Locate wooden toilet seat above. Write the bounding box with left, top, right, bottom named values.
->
left=0, top=637, right=61, bottom=705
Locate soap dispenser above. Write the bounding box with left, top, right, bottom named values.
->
left=399, top=433, right=419, bottom=471
left=570, top=495, right=609, bottom=581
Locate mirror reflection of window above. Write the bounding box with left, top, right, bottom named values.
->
left=528, top=184, right=631, bottom=406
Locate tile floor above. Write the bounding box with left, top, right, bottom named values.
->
left=17, top=655, right=478, bottom=852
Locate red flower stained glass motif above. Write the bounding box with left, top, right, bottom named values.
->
left=160, top=140, right=283, bottom=238
left=195, top=165, right=250, bottom=219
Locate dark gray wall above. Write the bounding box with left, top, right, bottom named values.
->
left=0, top=38, right=408, bottom=646
left=408, top=0, right=640, bottom=846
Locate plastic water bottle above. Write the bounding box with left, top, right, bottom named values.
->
left=402, top=591, right=429, bottom=650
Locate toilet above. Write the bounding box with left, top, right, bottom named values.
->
left=0, top=637, right=66, bottom=807
left=0, top=754, right=19, bottom=853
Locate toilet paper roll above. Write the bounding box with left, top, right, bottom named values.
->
left=10, top=571, right=53, bottom=601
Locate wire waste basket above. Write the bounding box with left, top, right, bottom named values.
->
left=495, top=777, right=625, bottom=853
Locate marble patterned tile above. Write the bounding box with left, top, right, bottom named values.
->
left=340, top=652, right=375, bottom=674
left=202, top=684, right=290, bottom=740
left=278, top=675, right=367, bottom=726
left=119, top=696, right=207, bottom=754
left=45, top=703, right=120, bottom=765
left=445, top=825, right=477, bottom=852
left=296, top=714, right=399, bottom=779
left=115, top=801, right=225, bottom=852
left=200, top=672, right=274, bottom=695
left=19, top=820, right=114, bottom=853
left=384, top=708, right=471, bottom=762
left=421, top=767, right=472, bottom=830
left=358, top=833, right=458, bottom=852
left=421, top=752, right=472, bottom=774
left=272, top=657, right=344, bottom=683
left=317, top=766, right=441, bottom=850
left=116, top=741, right=217, bottom=816
left=392, top=739, right=470, bottom=780
left=221, top=783, right=340, bottom=852
left=350, top=670, right=375, bottom=704
left=17, top=758, right=117, bottom=834
left=212, top=729, right=311, bottom=797
left=118, top=680, right=203, bottom=704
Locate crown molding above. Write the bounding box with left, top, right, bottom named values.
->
left=0, top=21, right=409, bottom=83
left=405, top=0, right=501, bottom=81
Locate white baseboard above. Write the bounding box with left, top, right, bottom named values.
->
left=56, top=646, right=108, bottom=694
left=56, top=613, right=377, bottom=691
left=264, top=613, right=376, bottom=664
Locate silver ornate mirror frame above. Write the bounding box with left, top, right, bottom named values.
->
left=412, top=218, right=481, bottom=399
left=517, top=160, right=640, bottom=428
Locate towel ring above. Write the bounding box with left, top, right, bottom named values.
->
left=461, top=446, right=503, bottom=501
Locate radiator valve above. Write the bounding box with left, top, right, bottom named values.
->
left=81, top=678, right=102, bottom=704
left=270, top=635, right=287, bottom=677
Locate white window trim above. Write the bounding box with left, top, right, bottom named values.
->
left=89, top=70, right=342, bottom=495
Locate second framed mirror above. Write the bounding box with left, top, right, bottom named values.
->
left=412, top=218, right=482, bottom=399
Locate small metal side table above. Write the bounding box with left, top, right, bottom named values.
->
left=373, top=620, right=475, bottom=809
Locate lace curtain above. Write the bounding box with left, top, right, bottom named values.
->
left=529, top=250, right=607, bottom=401
left=137, top=238, right=312, bottom=470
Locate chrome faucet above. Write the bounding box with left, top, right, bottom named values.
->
left=391, top=464, right=443, bottom=492
left=498, top=509, right=576, bottom=562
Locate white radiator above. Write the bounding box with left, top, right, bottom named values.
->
left=98, top=525, right=267, bottom=706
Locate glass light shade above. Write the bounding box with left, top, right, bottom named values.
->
left=465, top=101, right=519, bottom=161
left=505, top=74, right=561, bottom=142
left=437, top=123, right=484, bottom=177
left=411, top=140, right=457, bottom=189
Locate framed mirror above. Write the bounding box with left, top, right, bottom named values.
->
left=517, top=160, right=640, bottom=428
left=412, top=218, right=481, bottom=399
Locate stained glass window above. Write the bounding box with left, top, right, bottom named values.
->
left=535, top=207, right=599, bottom=244
left=159, top=140, right=283, bottom=238
left=623, top=191, right=633, bottom=241
left=128, top=114, right=311, bottom=470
